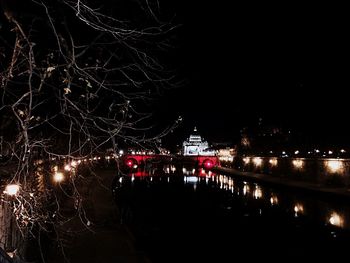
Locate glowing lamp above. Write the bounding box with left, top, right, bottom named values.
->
left=243, top=184, right=250, bottom=196
left=243, top=157, right=250, bottom=164
left=293, top=203, right=304, bottom=217
left=326, top=160, right=343, bottom=173
left=253, top=157, right=262, bottom=166
left=203, top=160, right=214, bottom=169
left=329, top=212, right=344, bottom=227
left=292, top=159, right=304, bottom=169
left=4, top=184, right=20, bottom=196
left=53, top=172, right=64, bottom=183
left=270, top=195, right=278, bottom=205
left=253, top=187, right=263, bottom=199
left=64, top=164, right=71, bottom=171
left=126, top=159, right=134, bottom=168
left=269, top=158, right=278, bottom=166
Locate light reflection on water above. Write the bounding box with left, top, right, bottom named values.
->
left=293, top=203, right=304, bottom=217
left=116, top=164, right=350, bottom=231
left=328, top=212, right=344, bottom=228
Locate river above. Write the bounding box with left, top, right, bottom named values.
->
left=112, top=164, right=350, bottom=262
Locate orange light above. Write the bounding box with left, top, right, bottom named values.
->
left=53, top=172, right=64, bottom=183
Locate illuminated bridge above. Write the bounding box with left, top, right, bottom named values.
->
left=123, top=154, right=220, bottom=169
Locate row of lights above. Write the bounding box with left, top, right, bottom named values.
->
left=120, top=170, right=346, bottom=229
left=181, top=170, right=345, bottom=229
left=261, top=149, right=347, bottom=158
left=3, top=155, right=114, bottom=197
left=129, top=151, right=155, bottom=155
left=219, top=156, right=234, bottom=162
left=50, top=154, right=120, bottom=162
left=211, top=174, right=345, bottom=228
left=243, top=157, right=345, bottom=173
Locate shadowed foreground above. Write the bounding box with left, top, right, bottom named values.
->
left=49, top=169, right=149, bottom=263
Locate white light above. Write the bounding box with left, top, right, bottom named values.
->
left=269, top=158, right=278, bottom=166
left=340, top=149, right=346, bottom=153
left=253, top=157, right=262, bottom=167
left=4, top=184, right=20, bottom=196
left=282, top=151, right=286, bottom=155
left=64, top=164, right=71, bottom=171
left=253, top=186, right=262, bottom=199
left=71, top=160, right=77, bottom=167
left=53, top=172, right=64, bottom=183
left=294, top=150, right=299, bottom=155
left=228, top=178, right=234, bottom=188
left=292, top=159, right=304, bottom=169
left=315, top=149, right=320, bottom=153
left=185, top=176, right=198, bottom=183
left=326, top=160, right=343, bottom=173
left=329, top=212, right=344, bottom=227
left=294, top=203, right=304, bottom=217
left=119, top=150, right=124, bottom=155
left=270, top=195, right=278, bottom=205
left=328, top=150, right=333, bottom=155
left=243, top=157, right=250, bottom=164
left=243, top=184, right=250, bottom=196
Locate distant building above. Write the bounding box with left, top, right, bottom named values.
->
left=183, top=127, right=215, bottom=156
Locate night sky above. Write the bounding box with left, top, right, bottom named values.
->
left=154, top=2, right=350, bottom=147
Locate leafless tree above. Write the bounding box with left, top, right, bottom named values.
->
left=0, top=0, right=179, bottom=259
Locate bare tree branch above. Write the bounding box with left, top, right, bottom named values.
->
left=0, top=0, right=180, bottom=259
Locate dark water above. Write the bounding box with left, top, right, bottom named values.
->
left=112, top=165, right=350, bottom=262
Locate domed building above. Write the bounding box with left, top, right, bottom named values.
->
left=183, top=127, right=215, bottom=156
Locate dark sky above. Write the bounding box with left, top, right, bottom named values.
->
left=153, top=2, right=350, bottom=146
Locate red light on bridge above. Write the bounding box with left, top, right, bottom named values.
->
left=203, top=159, right=214, bottom=169
left=126, top=159, right=135, bottom=168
